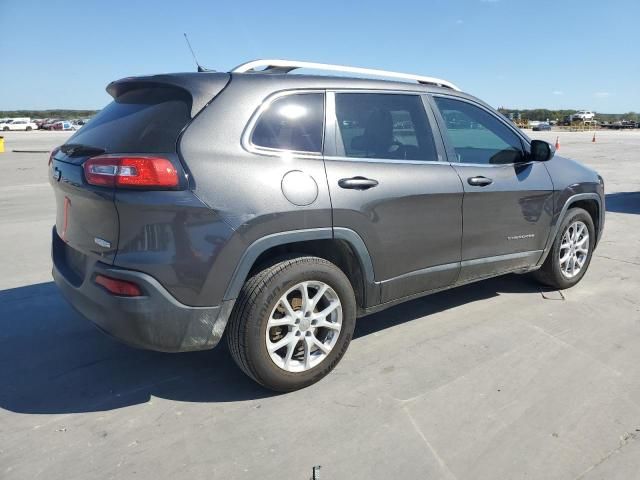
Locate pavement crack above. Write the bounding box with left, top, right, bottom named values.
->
left=523, top=323, right=623, bottom=377
left=402, top=405, right=458, bottom=480
left=574, top=431, right=638, bottom=479
left=595, top=254, right=640, bottom=266
left=333, top=400, right=359, bottom=408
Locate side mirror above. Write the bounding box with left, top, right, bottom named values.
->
left=530, top=139, right=554, bottom=162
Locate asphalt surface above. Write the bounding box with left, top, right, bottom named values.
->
left=1, top=129, right=639, bottom=480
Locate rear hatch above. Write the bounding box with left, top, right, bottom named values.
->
left=50, top=74, right=230, bottom=270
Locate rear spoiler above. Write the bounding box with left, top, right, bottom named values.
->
left=106, top=72, right=230, bottom=117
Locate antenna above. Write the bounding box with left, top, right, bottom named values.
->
left=183, top=33, right=210, bottom=72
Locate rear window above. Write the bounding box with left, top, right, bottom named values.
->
left=67, top=86, right=192, bottom=153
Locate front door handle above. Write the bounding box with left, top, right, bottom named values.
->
left=467, top=176, right=493, bottom=187
left=338, top=176, right=379, bottom=190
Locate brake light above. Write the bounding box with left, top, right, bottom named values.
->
left=95, top=274, right=143, bottom=297
left=49, top=146, right=60, bottom=166
left=83, top=156, right=179, bottom=188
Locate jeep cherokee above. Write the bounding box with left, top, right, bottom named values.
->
left=50, top=60, right=605, bottom=391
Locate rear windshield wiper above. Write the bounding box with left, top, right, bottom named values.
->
left=60, top=143, right=106, bottom=157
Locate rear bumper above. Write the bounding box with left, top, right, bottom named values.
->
left=52, top=228, right=233, bottom=352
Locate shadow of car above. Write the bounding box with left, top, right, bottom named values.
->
left=605, top=192, right=640, bottom=215
left=0, top=274, right=546, bottom=414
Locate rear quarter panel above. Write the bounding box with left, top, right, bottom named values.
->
left=177, top=76, right=333, bottom=307
left=113, top=190, right=236, bottom=307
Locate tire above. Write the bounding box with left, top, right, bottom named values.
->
left=26, top=126, right=32, bottom=131
left=2, top=127, right=8, bottom=131
left=226, top=256, right=356, bottom=392
left=533, top=207, right=595, bottom=289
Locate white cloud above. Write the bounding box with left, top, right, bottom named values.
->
left=552, top=91, right=564, bottom=95
left=594, top=92, right=612, bottom=98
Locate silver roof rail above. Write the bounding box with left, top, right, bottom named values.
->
left=231, top=59, right=461, bottom=91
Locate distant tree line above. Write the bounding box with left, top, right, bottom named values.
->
left=497, top=108, right=639, bottom=123
left=0, top=109, right=99, bottom=120
left=2, top=108, right=638, bottom=123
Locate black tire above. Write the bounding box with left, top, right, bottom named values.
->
left=26, top=126, right=32, bottom=131
left=226, top=256, right=356, bottom=392
left=533, top=207, right=595, bottom=289
left=2, top=127, right=8, bottom=131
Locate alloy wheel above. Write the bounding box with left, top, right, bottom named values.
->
left=266, top=281, right=342, bottom=372
left=559, top=220, right=589, bottom=278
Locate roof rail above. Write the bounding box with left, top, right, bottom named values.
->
left=230, top=59, right=461, bottom=91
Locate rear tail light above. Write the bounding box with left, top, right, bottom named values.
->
left=83, top=155, right=179, bottom=188
left=95, top=274, right=143, bottom=297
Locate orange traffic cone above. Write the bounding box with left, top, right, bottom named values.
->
left=592, top=132, right=596, bottom=143
left=555, top=136, right=560, bottom=150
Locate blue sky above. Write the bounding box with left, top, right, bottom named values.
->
left=1, top=0, right=638, bottom=112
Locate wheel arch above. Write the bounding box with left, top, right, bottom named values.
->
left=537, top=192, right=603, bottom=266
left=222, top=228, right=378, bottom=312
left=569, top=198, right=601, bottom=236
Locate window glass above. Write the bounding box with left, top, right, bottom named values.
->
left=434, top=97, right=524, bottom=165
left=335, top=93, right=437, bottom=161
left=251, top=93, right=324, bottom=153
left=69, top=86, right=192, bottom=153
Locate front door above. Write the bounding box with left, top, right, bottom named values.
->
left=324, top=91, right=464, bottom=305
left=430, top=95, right=554, bottom=282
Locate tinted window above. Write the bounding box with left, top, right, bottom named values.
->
left=251, top=93, right=324, bottom=152
left=335, top=93, right=437, bottom=161
left=434, top=97, right=524, bottom=165
left=68, top=86, right=192, bottom=153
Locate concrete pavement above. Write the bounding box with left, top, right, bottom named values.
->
left=1, top=129, right=639, bottom=479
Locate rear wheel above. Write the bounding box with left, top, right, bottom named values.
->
left=2, top=127, right=8, bottom=131
left=226, top=256, right=356, bottom=392
left=533, top=207, right=595, bottom=289
left=26, top=126, right=32, bottom=131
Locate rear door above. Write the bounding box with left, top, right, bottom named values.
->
left=323, top=91, right=463, bottom=305
left=430, top=95, right=554, bottom=282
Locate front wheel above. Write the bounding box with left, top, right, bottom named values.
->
left=226, top=256, right=356, bottom=392
left=533, top=207, right=595, bottom=289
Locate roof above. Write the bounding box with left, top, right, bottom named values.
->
left=105, top=63, right=488, bottom=117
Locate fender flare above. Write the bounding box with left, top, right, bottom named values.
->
left=537, top=192, right=603, bottom=266
left=222, top=227, right=377, bottom=302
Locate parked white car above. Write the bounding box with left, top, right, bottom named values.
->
left=571, top=110, right=595, bottom=121
left=1, top=119, right=38, bottom=131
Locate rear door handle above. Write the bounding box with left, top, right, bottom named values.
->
left=338, top=176, right=379, bottom=190
left=467, top=176, right=493, bottom=187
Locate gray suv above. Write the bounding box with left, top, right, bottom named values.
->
left=50, top=60, right=605, bottom=391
